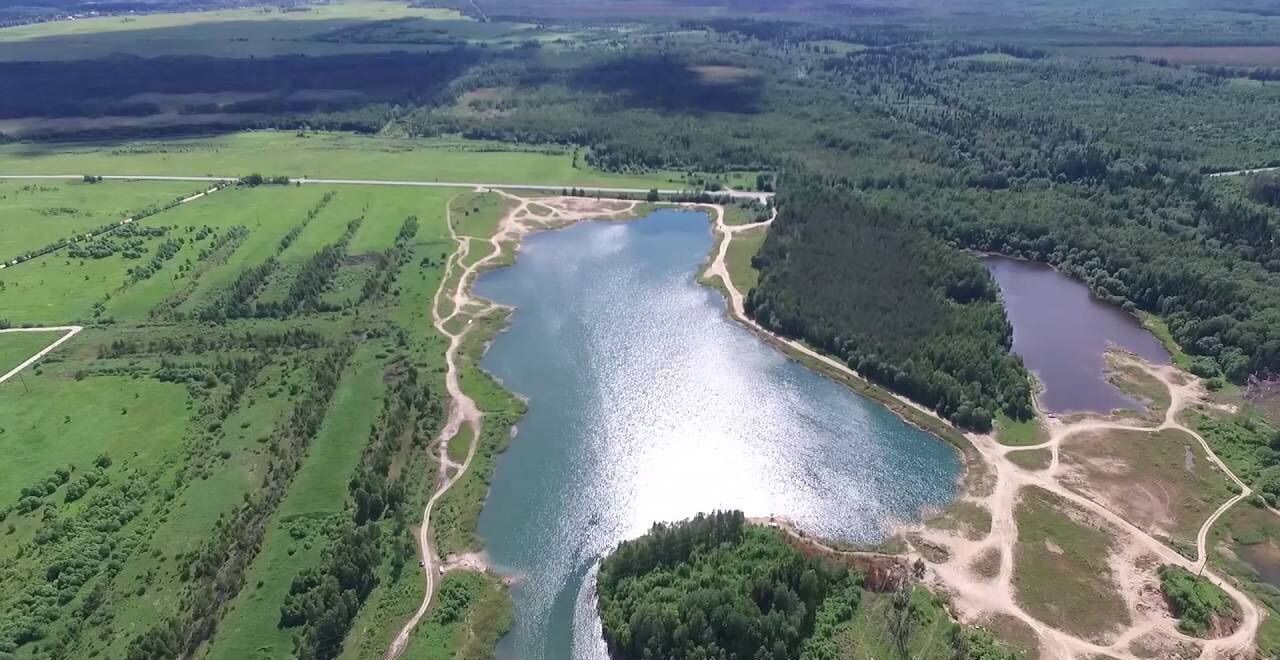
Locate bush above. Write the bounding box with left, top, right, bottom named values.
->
left=1158, top=565, right=1234, bottom=635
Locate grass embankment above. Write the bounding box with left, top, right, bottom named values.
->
left=724, top=224, right=766, bottom=294
left=430, top=191, right=527, bottom=557
left=0, top=179, right=199, bottom=261
left=994, top=414, right=1047, bottom=447
left=0, top=329, right=61, bottom=374
left=1012, top=486, right=1129, bottom=642
left=925, top=500, right=992, bottom=541
left=0, top=132, right=685, bottom=189
left=1106, top=354, right=1171, bottom=420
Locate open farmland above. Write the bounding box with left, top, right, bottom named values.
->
left=0, top=132, right=686, bottom=189
left=0, top=175, right=508, bottom=659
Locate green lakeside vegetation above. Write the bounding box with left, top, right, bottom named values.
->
left=723, top=224, right=766, bottom=293
left=596, top=511, right=1019, bottom=660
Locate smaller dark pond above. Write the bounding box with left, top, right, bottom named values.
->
left=1237, top=542, right=1280, bottom=589
left=984, top=255, right=1169, bottom=414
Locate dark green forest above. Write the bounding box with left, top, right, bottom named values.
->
left=596, top=511, right=1018, bottom=660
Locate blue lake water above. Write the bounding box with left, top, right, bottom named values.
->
left=474, top=209, right=961, bottom=659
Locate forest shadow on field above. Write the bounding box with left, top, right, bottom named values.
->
left=569, top=54, right=765, bottom=114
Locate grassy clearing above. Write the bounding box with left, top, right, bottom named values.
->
left=1007, top=448, right=1051, bottom=471
left=1140, top=313, right=1193, bottom=372
left=995, top=413, right=1047, bottom=447
left=1060, top=428, right=1234, bottom=549
left=952, top=52, right=1032, bottom=63
left=926, top=500, right=992, bottom=541
left=1012, top=486, right=1129, bottom=641
left=0, top=179, right=199, bottom=260
left=450, top=191, right=511, bottom=239
left=0, top=329, right=60, bottom=374
left=724, top=225, right=766, bottom=294
left=721, top=202, right=769, bottom=226
left=0, top=132, right=684, bottom=189
left=0, top=367, right=189, bottom=502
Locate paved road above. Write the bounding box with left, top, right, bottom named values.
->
left=0, top=174, right=773, bottom=201
left=1206, top=166, right=1280, bottom=177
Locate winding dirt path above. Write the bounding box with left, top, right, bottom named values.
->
left=388, top=194, right=1258, bottom=660
left=0, top=325, right=81, bottom=385
left=383, top=191, right=643, bottom=660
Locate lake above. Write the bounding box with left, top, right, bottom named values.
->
left=984, top=255, right=1169, bottom=414
left=474, top=209, right=962, bottom=660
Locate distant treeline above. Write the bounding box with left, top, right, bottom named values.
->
left=0, top=49, right=479, bottom=121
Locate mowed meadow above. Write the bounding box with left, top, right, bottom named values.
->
left=0, top=132, right=685, bottom=189
left=0, top=166, right=518, bottom=659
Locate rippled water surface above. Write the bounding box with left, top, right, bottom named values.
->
left=984, top=255, right=1169, bottom=414
left=474, top=210, right=961, bottom=660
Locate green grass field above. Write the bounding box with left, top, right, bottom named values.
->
left=450, top=191, right=511, bottom=239
left=0, top=367, right=189, bottom=502
left=0, top=329, right=61, bottom=374
left=0, top=132, right=685, bottom=189
left=0, top=179, right=200, bottom=261
left=994, top=413, right=1047, bottom=447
